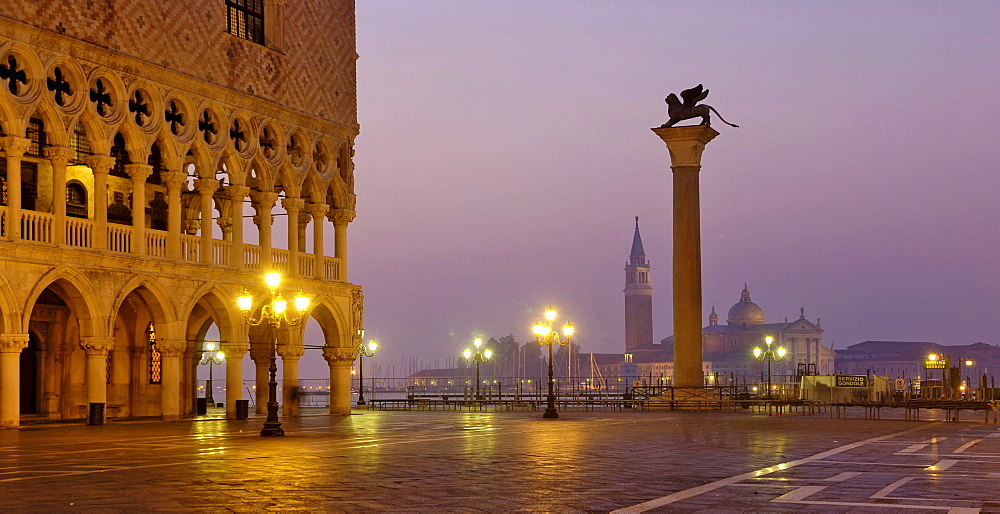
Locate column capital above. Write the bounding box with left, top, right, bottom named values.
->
left=220, top=341, right=249, bottom=358
left=250, top=190, right=279, bottom=208
left=84, top=154, right=116, bottom=174
left=155, top=339, right=187, bottom=357
left=306, top=202, right=329, bottom=219
left=0, top=136, right=30, bottom=156
left=226, top=184, right=251, bottom=200
left=277, top=344, right=306, bottom=360
left=281, top=196, right=305, bottom=212
left=650, top=125, right=719, bottom=168
left=80, top=336, right=114, bottom=355
left=125, top=163, right=153, bottom=183
left=162, top=170, right=188, bottom=187
left=328, top=208, right=356, bottom=226
left=44, top=145, right=73, bottom=165
left=194, top=178, right=220, bottom=194
left=322, top=346, right=358, bottom=364
left=0, top=333, right=29, bottom=353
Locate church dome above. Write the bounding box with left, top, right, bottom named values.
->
left=727, top=284, right=764, bottom=326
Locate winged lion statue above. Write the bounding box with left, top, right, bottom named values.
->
left=660, top=84, right=739, bottom=129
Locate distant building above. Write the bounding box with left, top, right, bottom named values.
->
left=835, top=341, right=1000, bottom=380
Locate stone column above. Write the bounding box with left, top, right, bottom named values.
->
left=227, top=186, right=249, bottom=269
left=194, top=179, right=219, bottom=265
left=251, top=191, right=278, bottom=269
left=281, top=197, right=304, bottom=276
left=162, top=170, right=186, bottom=260
left=85, top=155, right=115, bottom=250
left=307, top=203, right=329, bottom=279
left=45, top=146, right=72, bottom=245
left=220, top=340, right=249, bottom=419
left=329, top=208, right=355, bottom=281
left=323, top=346, right=357, bottom=415
left=248, top=325, right=273, bottom=414
left=651, top=125, right=719, bottom=387
left=155, top=339, right=187, bottom=420
left=80, top=336, right=113, bottom=423
left=125, top=164, right=152, bottom=255
left=277, top=340, right=305, bottom=417
left=1, top=137, right=30, bottom=240
left=0, top=334, right=29, bottom=428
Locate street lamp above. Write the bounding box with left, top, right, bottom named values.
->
left=533, top=306, right=574, bottom=419
left=237, top=271, right=309, bottom=437
left=752, top=335, right=785, bottom=399
left=200, top=342, right=225, bottom=405
left=463, top=338, right=493, bottom=400
left=356, top=339, right=377, bottom=406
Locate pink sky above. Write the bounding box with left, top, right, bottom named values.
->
left=319, top=1, right=1000, bottom=377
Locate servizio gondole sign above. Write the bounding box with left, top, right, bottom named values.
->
left=835, top=374, right=869, bottom=388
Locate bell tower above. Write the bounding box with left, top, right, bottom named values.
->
left=624, top=217, right=653, bottom=351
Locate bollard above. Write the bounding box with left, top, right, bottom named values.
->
left=235, top=399, right=249, bottom=420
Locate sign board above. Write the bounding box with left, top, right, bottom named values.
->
left=835, top=374, right=869, bottom=388
left=925, top=360, right=946, bottom=369
left=894, top=378, right=906, bottom=391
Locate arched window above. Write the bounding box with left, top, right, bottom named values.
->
left=147, top=322, right=161, bottom=384
left=70, top=123, right=90, bottom=164
left=66, top=182, right=87, bottom=218
left=109, top=133, right=130, bottom=178
left=147, top=143, right=163, bottom=185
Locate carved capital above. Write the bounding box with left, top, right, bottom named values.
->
left=194, top=178, right=220, bottom=195
left=328, top=208, right=356, bottom=226
left=250, top=191, right=279, bottom=210
left=0, top=333, right=29, bottom=353
left=44, top=145, right=73, bottom=165
left=80, top=336, right=114, bottom=355
left=155, top=339, right=187, bottom=357
left=84, top=154, right=117, bottom=175
left=650, top=125, right=719, bottom=168
left=162, top=170, right=188, bottom=188
left=281, top=196, right=305, bottom=213
left=322, top=346, right=357, bottom=364
left=306, top=202, right=329, bottom=220
left=220, top=341, right=249, bottom=358
left=0, top=136, right=30, bottom=157
left=277, top=344, right=306, bottom=359
left=125, top=163, right=153, bottom=183
left=226, top=185, right=250, bottom=201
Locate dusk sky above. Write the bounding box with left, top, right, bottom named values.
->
left=320, top=1, right=1000, bottom=377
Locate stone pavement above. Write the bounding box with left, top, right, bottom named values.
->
left=2, top=408, right=1000, bottom=512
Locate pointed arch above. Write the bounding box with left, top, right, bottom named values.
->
left=22, top=266, right=103, bottom=337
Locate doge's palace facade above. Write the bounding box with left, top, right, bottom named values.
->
left=0, top=1, right=362, bottom=427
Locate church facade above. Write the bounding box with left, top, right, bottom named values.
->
left=0, top=1, right=362, bottom=427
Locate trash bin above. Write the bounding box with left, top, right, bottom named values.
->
left=235, top=399, right=249, bottom=420
left=88, top=402, right=105, bottom=425
left=196, top=397, right=208, bottom=415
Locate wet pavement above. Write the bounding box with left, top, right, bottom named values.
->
left=2, top=408, right=999, bottom=512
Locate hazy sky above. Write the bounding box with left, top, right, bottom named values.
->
left=322, top=1, right=1000, bottom=377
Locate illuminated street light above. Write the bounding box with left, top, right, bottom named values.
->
left=237, top=272, right=309, bottom=437
left=463, top=338, right=492, bottom=400
left=356, top=339, right=377, bottom=406
left=533, top=306, right=574, bottom=419
left=199, top=342, right=225, bottom=405
left=752, top=335, right=785, bottom=399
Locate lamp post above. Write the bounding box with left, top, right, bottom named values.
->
left=464, top=338, right=493, bottom=400
left=356, top=339, right=377, bottom=406
left=237, top=271, right=309, bottom=437
left=533, top=306, right=574, bottom=419
left=200, top=342, right=225, bottom=405
left=752, top=336, right=785, bottom=399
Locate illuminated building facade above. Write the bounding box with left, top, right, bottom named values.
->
left=0, top=1, right=362, bottom=427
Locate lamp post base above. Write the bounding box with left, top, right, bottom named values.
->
left=543, top=407, right=559, bottom=419
left=260, top=422, right=285, bottom=437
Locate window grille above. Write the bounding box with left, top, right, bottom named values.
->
left=226, top=0, right=264, bottom=45
left=70, top=123, right=90, bottom=164
left=109, top=133, right=129, bottom=178
left=66, top=182, right=87, bottom=218
left=26, top=117, right=45, bottom=156
left=148, top=322, right=161, bottom=384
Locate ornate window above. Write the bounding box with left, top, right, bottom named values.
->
left=109, top=133, right=129, bottom=178
left=70, top=123, right=90, bottom=164
left=226, top=0, right=264, bottom=44
left=148, top=322, right=161, bottom=384
left=66, top=182, right=87, bottom=218
left=26, top=117, right=45, bottom=156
